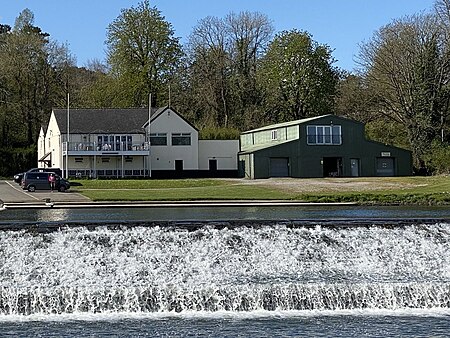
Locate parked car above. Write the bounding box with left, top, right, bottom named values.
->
left=13, top=172, right=24, bottom=184
left=13, top=168, right=62, bottom=184
left=21, top=172, right=70, bottom=192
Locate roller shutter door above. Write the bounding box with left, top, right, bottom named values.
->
left=270, top=158, right=289, bottom=177
left=376, top=157, right=394, bottom=176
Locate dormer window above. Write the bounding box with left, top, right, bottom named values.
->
left=271, top=130, right=278, bottom=140
left=307, top=125, right=342, bottom=145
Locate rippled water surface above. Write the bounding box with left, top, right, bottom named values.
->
left=1, top=314, right=449, bottom=337
left=0, top=205, right=450, bottom=223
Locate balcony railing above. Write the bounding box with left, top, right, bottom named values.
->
left=69, top=169, right=150, bottom=179
left=63, top=141, right=150, bottom=153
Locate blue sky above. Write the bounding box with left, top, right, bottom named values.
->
left=1, top=0, right=435, bottom=71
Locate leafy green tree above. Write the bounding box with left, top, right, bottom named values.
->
left=0, top=9, right=53, bottom=146
left=0, top=9, right=74, bottom=175
left=106, top=0, right=183, bottom=107
left=336, top=73, right=373, bottom=123
left=358, top=13, right=450, bottom=166
left=334, top=73, right=411, bottom=148
left=259, top=30, right=339, bottom=123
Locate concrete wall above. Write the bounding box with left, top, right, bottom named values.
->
left=198, top=140, right=239, bottom=170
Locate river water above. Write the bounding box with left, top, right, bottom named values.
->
left=0, top=205, right=449, bottom=337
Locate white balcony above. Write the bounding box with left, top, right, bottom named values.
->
left=62, top=142, right=150, bottom=156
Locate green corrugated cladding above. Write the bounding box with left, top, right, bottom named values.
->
left=238, top=115, right=413, bottom=179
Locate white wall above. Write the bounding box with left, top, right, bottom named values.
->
left=37, top=127, right=45, bottom=167
left=198, top=140, right=239, bottom=170
left=148, top=108, right=199, bottom=170
left=45, top=112, right=62, bottom=168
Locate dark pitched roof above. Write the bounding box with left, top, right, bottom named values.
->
left=53, top=108, right=157, bottom=134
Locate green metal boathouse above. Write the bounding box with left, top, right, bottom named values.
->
left=239, top=115, right=412, bottom=179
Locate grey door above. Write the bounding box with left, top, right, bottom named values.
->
left=376, top=157, right=394, bottom=176
left=270, top=158, right=289, bottom=177
left=350, top=158, right=360, bottom=177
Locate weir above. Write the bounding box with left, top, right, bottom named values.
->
left=0, top=221, right=449, bottom=316
left=0, top=218, right=449, bottom=232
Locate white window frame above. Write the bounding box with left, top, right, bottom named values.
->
left=150, top=133, right=167, bottom=146
left=271, top=129, right=278, bottom=140
left=172, top=133, right=191, bottom=146
left=307, top=125, right=342, bottom=145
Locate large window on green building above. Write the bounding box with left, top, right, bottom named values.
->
left=307, top=125, right=342, bottom=145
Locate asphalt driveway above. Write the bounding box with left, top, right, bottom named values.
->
left=0, top=180, right=90, bottom=203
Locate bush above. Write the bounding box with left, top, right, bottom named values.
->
left=0, top=146, right=37, bottom=177
left=199, top=127, right=240, bottom=140
left=423, top=141, right=450, bottom=175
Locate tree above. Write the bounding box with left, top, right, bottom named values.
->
left=106, top=0, right=183, bottom=107
left=336, top=73, right=372, bottom=123
left=358, top=13, right=450, bottom=166
left=186, top=16, right=232, bottom=128
left=259, top=30, right=339, bottom=123
left=225, top=11, right=273, bottom=127
left=0, top=9, right=54, bottom=146
left=434, top=0, right=450, bottom=144
left=184, top=11, right=273, bottom=129
left=0, top=9, right=74, bottom=175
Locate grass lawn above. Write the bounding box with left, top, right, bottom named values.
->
left=72, top=178, right=288, bottom=201
left=291, top=176, right=450, bottom=205
left=70, top=176, right=450, bottom=205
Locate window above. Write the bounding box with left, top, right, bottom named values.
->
left=126, top=136, right=132, bottom=150
left=332, top=126, right=341, bottom=144
left=115, top=136, right=121, bottom=151
left=271, top=130, right=278, bottom=140
left=307, top=125, right=342, bottom=145
left=172, top=133, right=191, bottom=146
left=150, top=133, right=167, bottom=146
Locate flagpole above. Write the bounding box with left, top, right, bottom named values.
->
left=148, top=93, right=152, bottom=178
left=66, top=93, right=69, bottom=179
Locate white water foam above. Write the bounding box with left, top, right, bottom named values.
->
left=0, top=223, right=449, bottom=316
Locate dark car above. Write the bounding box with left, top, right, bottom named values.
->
left=14, top=168, right=63, bottom=184
left=21, top=172, right=70, bottom=192
left=13, top=172, right=24, bottom=184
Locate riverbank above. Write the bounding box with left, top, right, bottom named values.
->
left=71, top=176, right=450, bottom=206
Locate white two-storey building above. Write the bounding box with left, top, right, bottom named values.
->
left=38, top=107, right=239, bottom=179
